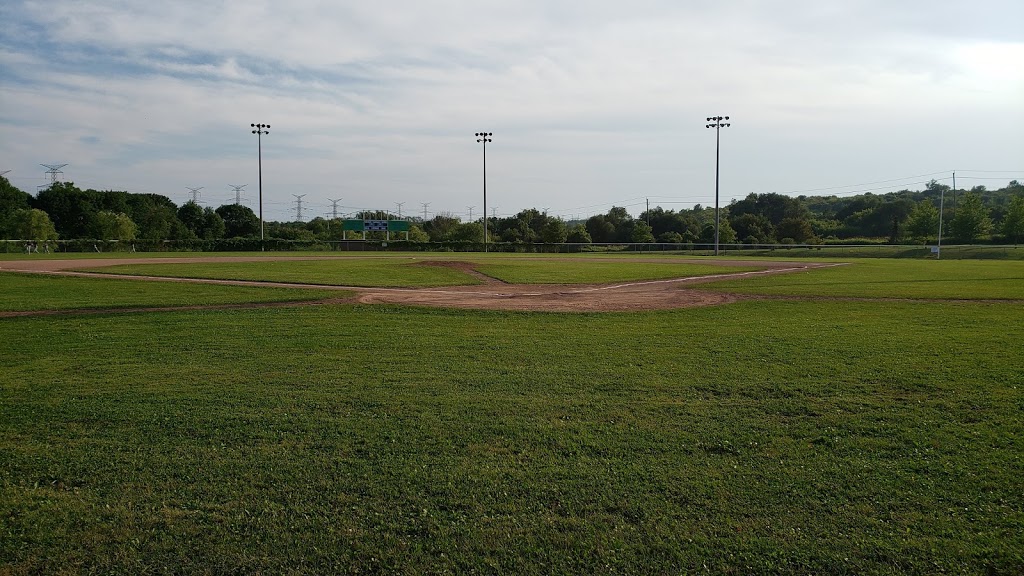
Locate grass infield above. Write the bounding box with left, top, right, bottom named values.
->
left=78, top=258, right=762, bottom=287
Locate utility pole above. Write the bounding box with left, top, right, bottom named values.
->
left=395, top=202, right=405, bottom=219
left=250, top=123, right=270, bottom=241
left=475, top=132, right=493, bottom=252
left=421, top=202, right=431, bottom=221
left=229, top=184, right=247, bottom=205
left=186, top=187, right=204, bottom=204
left=937, top=180, right=945, bottom=260
left=705, top=116, right=731, bottom=256
left=293, top=194, right=306, bottom=221
left=952, top=171, right=957, bottom=217
left=328, top=198, right=342, bottom=219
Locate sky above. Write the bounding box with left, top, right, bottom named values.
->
left=2, top=1, right=1023, bottom=223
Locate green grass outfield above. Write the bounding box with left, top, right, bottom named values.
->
left=701, top=259, right=1024, bottom=300
left=1, top=257, right=1022, bottom=574
left=0, top=272, right=344, bottom=313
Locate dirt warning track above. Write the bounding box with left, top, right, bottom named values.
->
left=1, top=256, right=841, bottom=314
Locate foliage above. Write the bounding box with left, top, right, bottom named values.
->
left=566, top=224, right=592, bottom=244
left=540, top=218, right=568, bottom=243
left=215, top=204, right=260, bottom=238
left=406, top=225, right=430, bottom=242
left=1001, top=195, right=1024, bottom=245
left=905, top=200, right=940, bottom=243
left=2, top=209, right=58, bottom=240
left=949, top=193, right=992, bottom=242
left=92, top=211, right=138, bottom=241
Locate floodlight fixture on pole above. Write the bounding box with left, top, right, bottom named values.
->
left=475, top=132, right=492, bottom=252
left=250, top=123, right=270, bottom=241
left=705, top=116, right=731, bottom=256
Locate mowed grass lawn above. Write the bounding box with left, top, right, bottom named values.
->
left=703, top=259, right=1024, bottom=300
left=82, top=258, right=481, bottom=288
left=474, top=260, right=762, bottom=284
left=1, top=296, right=1022, bottom=573
left=83, top=257, right=762, bottom=287
left=0, top=272, right=343, bottom=313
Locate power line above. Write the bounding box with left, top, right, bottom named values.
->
left=421, top=202, right=430, bottom=221
left=186, top=186, right=204, bottom=204
left=328, top=198, right=343, bottom=219
left=229, top=184, right=247, bottom=205
left=39, top=164, right=67, bottom=189
left=292, top=194, right=307, bottom=221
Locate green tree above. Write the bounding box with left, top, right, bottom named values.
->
left=585, top=215, right=615, bottom=243
left=0, top=175, right=31, bottom=214
left=906, top=200, right=940, bottom=244
left=201, top=208, right=226, bottom=239
left=540, top=219, right=568, bottom=243
left=1002, top=195, right=1024, bottom=245
left=948, top=193, right=992, bottom=242
left=92, top=211, right=137, bottom=241
left=33, top=182, right=99, bottom=239
left=730, top=213, right=774, bottom=243
left=215, top=204, right=260, bottom=238
left=627, top=221, right=655, bottom=243
left=406, top=225, right=430, bottom=242
left=4, top=209, right=58, bottom=240
left=775, top=217, right=816, bottom=244
left=566, top=224, right=592, bottom=244
left=177, top=201, right=205, bottom=236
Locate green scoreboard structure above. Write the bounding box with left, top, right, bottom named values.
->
left=342, top=219, right=411, bottom=240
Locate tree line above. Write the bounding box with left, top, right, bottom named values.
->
left=2, top=176, right=1022, bottom=245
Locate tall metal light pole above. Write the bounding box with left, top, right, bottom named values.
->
left=475, top=132, right=492, bottom=252
left=251, top=123, right=270, bottom=241
left=706, top=116, right=731, bottom=256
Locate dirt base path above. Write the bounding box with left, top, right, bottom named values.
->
left=1, top=256, right=840, bottom=314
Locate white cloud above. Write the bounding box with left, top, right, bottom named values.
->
left=2, top=0, right=1022, bottom=218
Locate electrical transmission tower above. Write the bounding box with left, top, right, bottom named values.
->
left=421, top=202, right=430, bottom=221
left=395, top=202, right=405, bottom=218
left=293, top=194, right=307, bottom=221
left=40, top=164, right=68, bottom=187
left=328, top=198, right=343, bottom=219
left=467, top=206, right=475, bottom=221
left=186, top=187, right=204, bottom=203
left=229, top=184, right=247, bottom=204
left=0, top=170, right=10, bottom=178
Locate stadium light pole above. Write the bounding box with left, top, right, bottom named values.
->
left=706, top=116, right=731, bottom=256
left=251, top=123, right=270, bottom=241
left=475, top=132, right=492, bottom=252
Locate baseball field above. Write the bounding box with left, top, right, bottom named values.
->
left=1, top=253, right=1021, bottom=574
